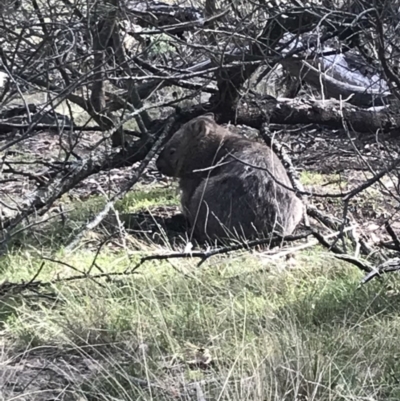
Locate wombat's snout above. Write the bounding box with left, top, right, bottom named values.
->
left=156, top=151, right=174, bottom=177
left=155, top=153, right=165, bottom=171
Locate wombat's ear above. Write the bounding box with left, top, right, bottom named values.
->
left=190, top=117, right=213, bottom=137
left=202, top=112, right=215, bottom=121
left=187, top=113, right=215, bottom=137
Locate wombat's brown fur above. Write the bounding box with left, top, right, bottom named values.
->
left=156, top=113, right=303, bottom=242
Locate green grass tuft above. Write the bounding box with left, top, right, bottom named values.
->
left=115, top=186, right=179, bottom=213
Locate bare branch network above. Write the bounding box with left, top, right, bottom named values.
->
left=1, top=0, right=400, bottom=289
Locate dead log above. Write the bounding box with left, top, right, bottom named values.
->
left=269, top=98, right=398, bottom=133
left=144, top=95, right=400, bottom=139
left=209, top=96, right=400, bottom=133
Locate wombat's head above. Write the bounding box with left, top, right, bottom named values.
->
left=156, top=113, right=217, bottom=177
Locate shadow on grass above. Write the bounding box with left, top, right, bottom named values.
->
left=5, top=186, right=188, bottom=253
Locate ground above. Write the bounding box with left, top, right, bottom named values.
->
left=1, top=121, right=400, bottom=400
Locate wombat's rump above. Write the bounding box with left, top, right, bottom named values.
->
left=156, top=113, right=303, bottom=242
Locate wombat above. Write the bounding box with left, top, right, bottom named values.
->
left=156, top=113, right=303, bottom=242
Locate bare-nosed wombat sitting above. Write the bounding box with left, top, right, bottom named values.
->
left=156, top=113, right=303, bottom=242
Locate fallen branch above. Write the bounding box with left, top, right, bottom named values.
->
left=333, top=254, right=373, bottom=273
left=361, top=258, right=400, bottom=284
left=129, top=232, right=313, bottom=271
left=270, top=98, right=399, bottom=133
left=154, top=96, right=400, bottom=136
left=128, top=221, right=381, bottom=279
left=0, top=122, right=139, bottom=135
left=0, top=269, right=143, bottom=299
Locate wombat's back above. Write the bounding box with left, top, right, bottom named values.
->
left=182, top=144, right=303, bottom=242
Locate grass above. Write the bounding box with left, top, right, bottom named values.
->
left=7, top=185, right=180, bottom=252
left=115, top=185, right=179, bottom=212
left=2, top=186, right=400, bottom=400
left=2, top=247, right=400, bottom=400
left=300, top=171, right=347, bottom=188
